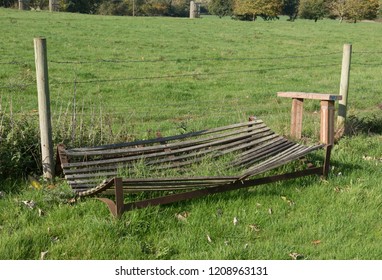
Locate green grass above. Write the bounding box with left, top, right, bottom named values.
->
left=0, top=9, right=382, bottom=260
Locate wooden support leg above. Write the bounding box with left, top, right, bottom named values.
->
left=114, top=177, right=124, bottom=218
left=323, top=145, right=332, bottom=178
left=320, top=100, right=335, bottom=145
left=290, top=98, right=304, bottom=139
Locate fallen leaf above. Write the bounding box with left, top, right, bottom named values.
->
left=206, top=234, right=212, bottom=243
left=175, top=211, right=189, bottom=222
left=281, top=196, right=295, bottom=206
left=22, top=200, right=36, bottom=209
left=67, top=197, right=77, bottom=205
left=248, top=224, right=261, bottom=232
left=28, top=175, right=42, bottom=190
left=233, top=216, right=238, bottom=226
left=289, top=252, right=304, bottom=260
left=51, top=236, right=60, bottom=243
left=40, top=251, right=48, bottom=260
left=38, top=208, right=44, bottom=217
left=312, top=240, right=321, bottom=245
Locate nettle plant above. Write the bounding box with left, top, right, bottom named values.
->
left=0, top=112, right=41, bottom=179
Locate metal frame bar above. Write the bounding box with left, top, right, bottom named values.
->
left=100, top=166, right=324, bottom=218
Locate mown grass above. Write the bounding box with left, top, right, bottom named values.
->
left=0, top=8, right=381, bottom=260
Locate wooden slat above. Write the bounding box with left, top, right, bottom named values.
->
left=59, top=118, right=327, bottom=196
left=65, top=123, right=268, bottom=157
left=277, top=92, right=342, bottom=101
left=232, top=139, right=294, bottom=168
left=67, top=119, right=263, bottom=153
left=239, top=144, right=324, bottom=180
left=62, top=128, right=274, bottom=169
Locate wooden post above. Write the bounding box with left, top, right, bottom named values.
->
left=190, top=1, right=195, bottom=18
left=277, top=92, right=342, bottom=145
left=49, top=0, right=58, bottom=12
left=190, top=1, right=200, bottom=18
left=336, top=44, right=352, bottom=136
left=114, top=178, right=125, bottom=218
left=34, top=37, right=54, bottom=180
left=320, top=100, right=335, bottom=145
left=19, top=0, right=25, bottom=10
left=290, top=98, right=304, bottom=139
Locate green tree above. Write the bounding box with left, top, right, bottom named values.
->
left=209, top=0, right=234, bottom=18
left=328, top=0, right=380, bottom=22
left=58, top=0, right=103, bottom=13
left=298, top=0, right=327, bottom=21
left=282, top=0, right=299, bottom=20
left=0, top=0, right=17, bottom=7
left=344, top=0, right=379, bottom=22
left=97, top=0, right=130, bottom=15
left=233, top=0, right=283, bottom=21
left=29, top=0, right=48, bottom=10
left=328, top=0, right=347, bottom=22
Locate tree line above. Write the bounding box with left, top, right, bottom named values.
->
left=1, top=0, right=380, bottom=22
left=210, top=0, right=380, bottom=22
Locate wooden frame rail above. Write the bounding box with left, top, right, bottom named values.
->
left=277, top=92, right=342, bottom=145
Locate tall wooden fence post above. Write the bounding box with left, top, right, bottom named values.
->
left=34, top=37, right=54, bottom=180
left=190, top=1, right=196, bottom=18
left=49, top=0, right=54, bottom=12
left=190, top=1, right=200, bottom=18
left=336, top=43, right=352, bottom=137
left=19, top=0, right=25, bottom=10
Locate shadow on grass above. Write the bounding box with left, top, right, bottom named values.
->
left=345, top=114, right=382, bottom=136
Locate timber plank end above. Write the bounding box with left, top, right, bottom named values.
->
left=277, top=92, right=342, bottom=101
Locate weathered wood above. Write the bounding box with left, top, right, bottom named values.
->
left=277, top=91, right=341, bottom=146
left=337, top=44, right=352, bottom=137
left=239, top=144, right=324, bottom=180
left=290, top=98, right=304, bottom=139
left=57, top=117, right=331, bottom=214
left=278, top=92, right=342, bottom=101
left=49, top=0, right=58, bottom=12
left=189, top=1, right=200, bottom=18
left=62, top=127, right=273, bottom=168
left=232, top=140, right=294, bottom=168
left=114, top=178, right=124, bottom=218
left=19, top=0, right=26, bottom=10
left=34, top=37, right=54, bottom=179
left=65, top=122, right=268, bottom=157
left=320, top=100, right=335, bottom=145
left=67, top=119, right=263, bottom=152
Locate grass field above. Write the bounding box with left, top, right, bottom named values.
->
left=0, top=8, right=381, bottom=260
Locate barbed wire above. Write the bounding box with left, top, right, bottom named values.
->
left=50, top=63, right=341, bottom=86
left=0, top=61, right=32, bottom=65
left=1, top=50, right=381, bottom=66
left=352, top=62, right=382, bottom=67
left=47, top=52, right=342, bottom=65
left=0, top=52, right=380, bottom=90
left=0, top=83, right=35, bottom=90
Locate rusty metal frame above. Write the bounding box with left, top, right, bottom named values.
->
left=100, top=166, right=325, bottom=218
